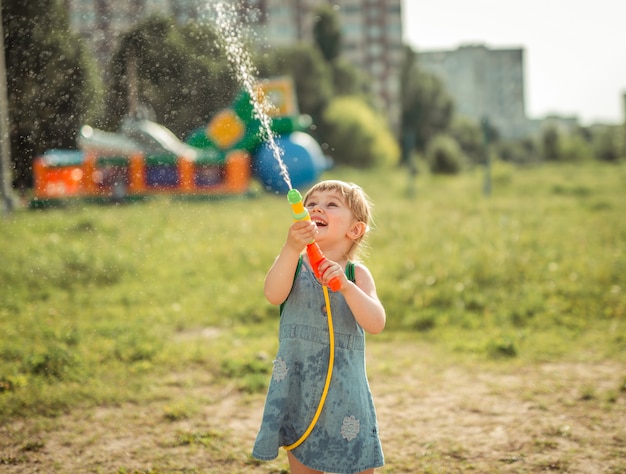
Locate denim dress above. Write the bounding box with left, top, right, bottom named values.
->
left=252, top=260, right=384, bottom=473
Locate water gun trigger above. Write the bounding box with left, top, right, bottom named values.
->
left=307, top=244, right=342, bottom=292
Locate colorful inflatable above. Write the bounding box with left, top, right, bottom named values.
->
left=31, top=77, right=330, bottom=207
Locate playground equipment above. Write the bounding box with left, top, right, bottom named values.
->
left=31, top=77, right=330, bottom=206
left=254, top=132, right=329, bottom=195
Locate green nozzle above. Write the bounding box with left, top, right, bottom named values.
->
left=287, top=188, right=302, bottom=204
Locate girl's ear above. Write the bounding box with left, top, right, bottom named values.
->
left=348, top=222, right=367, bottom=241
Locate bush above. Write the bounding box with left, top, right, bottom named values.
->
left=321, top=96, right=400, bottom=168
left=450, top=116, right=483, bottom=164
left=540, top=124, right=564, bottom=161
left=593, top=126, right=624, bottom=162
left=496, top=138, right=540, bottom=165
left=561, top=133, right=593, bottom=162
left=426, top=133, right=466, bottom=174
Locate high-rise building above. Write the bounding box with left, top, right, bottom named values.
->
left=64, top=0, right=402, bottom=131
left=418, top=44, right=529, bottom=138
left=245, top=0, right=403, bottom=131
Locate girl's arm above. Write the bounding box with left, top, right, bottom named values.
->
left=264, top=220, right=317, bottom=305
left=318, top=260, right=386, bottom=334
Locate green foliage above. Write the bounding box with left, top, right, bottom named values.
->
left=322, top=97, right=400, bottom=168
left=104, top=15, right=237, bottom=135
left=3, top=0, right=103, bottom=188
left=562, top=132, right=594, bottom=162
left=496, top=138, right=540, bottom=165
left=26, top=343, right=81, bottom=379
left=540, top=123, right=626, bottom=164
left=450, top=116, right=484, bottom=164
left=312, top=3, right=341, bottom=62
left=257, top=44, right=333, bottom=126
left=400, top=46, right=455, bottom=153
left=426, top=133, right=466, bottom=174
left=329, top=58, right=371, bottom=99
left=540, top=123, right=594, bottom=162
left=593, top=125, right=624, bottom=162
left=541, top=123, right=564, bottom=161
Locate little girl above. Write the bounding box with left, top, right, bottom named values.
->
left=252, top=180, right=385, bottom=474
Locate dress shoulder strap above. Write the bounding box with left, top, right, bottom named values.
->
left=346, top=261, right=356, bottom=283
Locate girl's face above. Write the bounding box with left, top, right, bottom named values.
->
left=304, top=189, right=359, bottom=244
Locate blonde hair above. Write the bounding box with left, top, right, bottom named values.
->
left=303, top=180, right=373, bottom=260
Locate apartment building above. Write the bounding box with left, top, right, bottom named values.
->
left=64, top=0, right=403, bottom=131
left=246, top=0, right=403, bottom=130
left=418, top=44, right=529, bottom=138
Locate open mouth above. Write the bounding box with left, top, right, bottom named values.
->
left=312, top=218, right=327, bottom=227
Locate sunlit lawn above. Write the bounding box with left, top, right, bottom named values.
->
left=1, top=161, right=625, bottom=422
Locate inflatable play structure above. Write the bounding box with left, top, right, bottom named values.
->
left=31, top=77, right=330, bottom=206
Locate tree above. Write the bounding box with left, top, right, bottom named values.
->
left=104, top=16, right=236, bottom=136
left=540, top=123, right=596, bottom=162
left=0, top=0, right=16, bottom=212
left=256, top=44, right=333, bottom=130
left=450, top=116, right=484, bottom=164
left=311, top=3, right=369, bottom=100
left=400, top=46, right=454, bottom=157
left=329, top=57, right=370, bottom=100
left=3, top=0, right=101, bottom=190
left=496, top=138, right=540, bottom=165
left=592, top=125, right=623, bottom=162
left=179, top=21, right=239, bottom=128
left=312, top=4, right=341, bottom=63
left=540, top=123, right=563, bottom=161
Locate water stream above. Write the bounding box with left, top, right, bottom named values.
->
left=212, top=1, right=293, bottom=190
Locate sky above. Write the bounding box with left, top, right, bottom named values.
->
left=402, top=0, right=626, bottom=125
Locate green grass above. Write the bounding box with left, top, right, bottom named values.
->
left=1, top=160, right=625, bottom=421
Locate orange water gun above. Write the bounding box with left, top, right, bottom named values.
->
left=287, top=189, right=341, bottom=292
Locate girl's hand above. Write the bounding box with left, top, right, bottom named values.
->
left=286, top=220, right=317, bottom=252
left=317, top=258, right=348, bottom=291
left=264, top=220, right=317, bottom=306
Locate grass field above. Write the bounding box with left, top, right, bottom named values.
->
left=1, top=161, right=625, bottom=472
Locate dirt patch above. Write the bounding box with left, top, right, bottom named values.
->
left=1, top=340, right=625, bottom=473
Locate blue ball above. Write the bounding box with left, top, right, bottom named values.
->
left=253, top=132, right=331, bottom=194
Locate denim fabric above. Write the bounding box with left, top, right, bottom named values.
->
left=252, top=262, right=384, bottom=473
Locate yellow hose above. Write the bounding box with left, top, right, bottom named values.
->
left=284, top=285, right=334, bottom=451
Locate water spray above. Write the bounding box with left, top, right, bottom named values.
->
left=213, top=2, right=335, bottom=451
left=214, top=2, right=336, bottom=289
left=213, top=2, right=292, bottom=190
left=287, top=189, right=341, bottom=292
